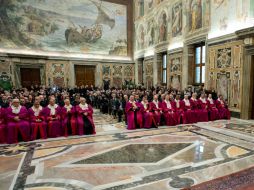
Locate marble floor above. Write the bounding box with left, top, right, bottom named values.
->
left=1, top=110, right=254, bottom=190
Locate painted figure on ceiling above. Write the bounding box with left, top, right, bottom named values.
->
left=190, top=0, right=202, bottom=31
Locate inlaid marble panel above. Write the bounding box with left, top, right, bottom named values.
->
left=207, top=41, right=244, bottom=112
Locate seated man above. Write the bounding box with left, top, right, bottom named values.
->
left=197, top=93, right=209, bottom=122
left=183, top=95, right=195, bottom=124
left=207, top=94, right=219, bottom=121
left=216, top=95, right=231, bottom=120
left=6, top=99, right=31, bottom=144
left=126, top=95, right=144, bottom=130
left=189, top=93, right=199, bottom=123
left=62, top=98, right=77, bottom=136
left=0, top=106, right=6, bottom=143
left=43, top=97, right=62, bottom=138
left=161, top=94, right=177, bottom=126
left=149, top=95, right=162, bottom=126
left=141, top=96, right=157, bottom=129
left=28, top=100, right=47, bottom=140
left=110, top=93, right=120, bottom=119
left=76, top=97, right=96, bottom=135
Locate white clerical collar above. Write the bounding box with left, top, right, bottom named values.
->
left=218, top=98, right=224, bottom=104
left=79, top=103, right=88, bottom=110
left=200, top=97, right=207, bottom=103
left=32, top=106, right=42, bottom=116
left=11, top=105, right=21, bottom=114
left=183, top=99, right=190, bottom=106
left=48, top=104, right=58, bottom=115
left=48, top=104, right=58, bottom=109
left=141, top=101, right=147, bottom=108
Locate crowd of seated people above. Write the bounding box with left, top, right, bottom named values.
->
left=0, top=84, right=230, bottom=144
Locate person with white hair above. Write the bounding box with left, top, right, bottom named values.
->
left=42, top=97, right=62, bottom=138
left=76, top=97, right=95, bottom=135
left=28, top=100, right=47, bottom=140
left=61, top=98, right=77, bottom=136
left=6, top=98, right=31, bottom=144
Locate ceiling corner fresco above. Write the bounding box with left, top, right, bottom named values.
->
left=0, top=0, right=128, bottom=57
left=134, top=0, right=253, bottom=54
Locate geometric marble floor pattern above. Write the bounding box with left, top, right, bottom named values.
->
left=0, top=113, right=254, bottom=190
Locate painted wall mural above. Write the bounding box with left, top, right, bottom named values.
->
left=158, top=11, right=168, bottom=42
left=0, top=0, right=127, bottom=56
left=209, top=0, right=252, bottom=39
left=169, top=54, right=182, bottom=90
left=0, top=60, right=12, bottom=90
left=186, top=0, right=210, bottom=33
left=46, top=62, right=68, bottom=87
left=101, top=64, right=135, bottom=88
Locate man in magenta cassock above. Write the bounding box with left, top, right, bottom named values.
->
left=216, top=95, right=231, bottom=120
left=149, top=95, right=162, bottom=126
left=207, top=94, right=219, bottom=121
left=197, top=93, right=209, bottom=122
left=126, top=95, right=144, bottom=130
left=76, top=97, right=96, bottom=135
left=6, top=99, right=31, bottom=144
left=28, top=100, right=47, bottom=140
left=42, top=97, right=62, bottom=138
left=183, top=95, right=195, bottom=124
left=190, top=93, right=200, bottom=123
left=0, top=106, right=7, bottom=143
left=141, top=96, right=157, bottom=129
left=161, top=94, right=177, bottom=126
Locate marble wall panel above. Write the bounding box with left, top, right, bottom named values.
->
left=207, top=40, right=243, bottom=112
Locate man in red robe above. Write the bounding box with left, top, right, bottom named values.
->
left=175, top=94, right=186, bottom=124
left=207, top=94, right=219, bottom=121
left=183, top=95, right=195, bottom=124
left=28, top=100, right=47, bottom=140
left=149, top=95, right=162, bottom=126
left=216, top=95, right=231, bottom=120
left=42, top=97, right=62, bottom=138
left=6, top=99, right=31, bottom=144
left=161, top=94, right=177, bottom=126
left=197, top=93, right=209, bottom=122
left=76, top=97, right=96, bottom=135
left=62, top=98, right=77, bottom=136
left=141, top=96, right=157, bottom=129
left=126, top=95, right=144, bottom=130
left=0, top=106, right=6, bottom=143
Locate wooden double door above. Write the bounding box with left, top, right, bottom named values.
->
left=20, top=68, right=41, bottom=88
left=75, top=65, right=95, bottom=86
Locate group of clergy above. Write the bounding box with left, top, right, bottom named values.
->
left=126, top=92, right=230, bottom=130
left=0, top=96, right=95, bottom=144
